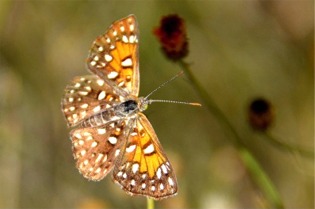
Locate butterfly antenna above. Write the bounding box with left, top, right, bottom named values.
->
left=144, top=71, right=184, bottom=100
left=144, top=71, right=201, bottom=107
left=148, top=99, right=201, bottom=107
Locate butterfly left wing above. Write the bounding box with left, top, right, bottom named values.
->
left=70, top=119, right=130, bottom=181
left=87, top=15, right=140, bottom=97
left=61, top=75, right=123, bottom=127
left=112, top=113, right=178, bottom=200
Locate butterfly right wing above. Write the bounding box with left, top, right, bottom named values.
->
left=87, top=15, right=140, bottom=97
left=112, top=113, right=178, bottom=200
left=70, top=120, right=130, bottom=181
left=61, top=75, right=123, bottom=127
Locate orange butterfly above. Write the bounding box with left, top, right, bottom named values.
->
left=61, top=15, right=177, bottom=200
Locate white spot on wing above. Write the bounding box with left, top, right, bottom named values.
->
left=98, top=46, right=104, bottom=52
left=161, top=164, right=168, bottom=174
left=126, top=144, right=136, bottom=153
left=129, top=24, right=135, bottom=31
left=108, top=136, right=117, bottom=145
left=108, top=71, right=118, bottom=79
left=95, top=167, right=101, bottom=173
left=98, top=91, right=106, bottom=100
left=129, top=35, right=136, bottom=43
left=74, top=132, right=82, bottom=139
left=68, top=97, right=74, bottom=103
left=130, top=179, right=136, bottom=186
left=168, top=177, right=174, bottom=186
left=80, top=103, right=88, bottom=109
left=156, top=168, right=162, bottom=179
left=96, top=79, right=104, bottom=86
left=151, top=186, right=156, bottom=191
left=102, top=154, right=107, bottom=163
left=93, top=105, right=101, bottom=113
left=84, top=86, right=92, bottom=91
left=132, top=163, right=139, bottom=173
left=121, top=58, right=133, bottom=67
left=91, top=141, right=98, bottom=148
left=78, top=91, right=88, bottom=96
left=122, top=35, right=128, bottom=43
left=104, top=54, right=113, bottom=62
left=80, top=150, right=86, bottom=156
left=143, top=144, right=155, bottom=154
left=80, top=110, right=87, bottom=117
left=90, top=61, right=96, bottom=66
left=95, top=153, right=104, bottom=163
left=115, top=149, right=120, bottom=157
left=97, top=128, right=106, bottom=134
left=93, top=55, right=99, bottom=61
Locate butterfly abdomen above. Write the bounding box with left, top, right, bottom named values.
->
left=81, top=108, right=119, bottom=128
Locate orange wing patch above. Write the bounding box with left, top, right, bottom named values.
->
left=128, top=117, right=166, bottom=178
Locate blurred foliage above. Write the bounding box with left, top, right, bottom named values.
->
left=0, top=0, right=313, bottom=208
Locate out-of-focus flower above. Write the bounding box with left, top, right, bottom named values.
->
left=248, top=98, right=274, bottom=131
left=154, top=14, right=188, bottom=61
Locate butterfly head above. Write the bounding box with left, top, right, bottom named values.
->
left=138, top=97, right=150, bottom=112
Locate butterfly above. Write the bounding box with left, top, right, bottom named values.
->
left=61, top=15, right=178, bottom=200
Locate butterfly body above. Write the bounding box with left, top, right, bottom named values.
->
left=81, top=97, right=147, bottom=128
left=61, top=15, right=178, bottom=200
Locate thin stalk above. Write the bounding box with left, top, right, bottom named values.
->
left=147, top=197, right=154, bottom=209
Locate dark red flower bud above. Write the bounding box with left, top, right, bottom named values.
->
left=248, top=98, right=274, bottom=131
left=154, top=14, right=188, bottom=61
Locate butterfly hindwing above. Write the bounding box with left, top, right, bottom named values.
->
left=112, top=113, right=178, bottom=200
left=70, top=120, right=131, bottom=181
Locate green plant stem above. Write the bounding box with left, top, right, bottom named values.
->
left=178, top=60, right=284, bottom=208
left=264, top=132, right=314, bottom=159
left=147, top=197, right=154, bottom=209
left=239, top=148, right=284, bottom=208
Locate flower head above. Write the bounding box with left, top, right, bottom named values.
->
left=248, top=98, right=274, bottom=131
left=154, top=14, right=188, bottom=61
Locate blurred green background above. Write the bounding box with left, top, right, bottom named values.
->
left=0, top=0, right=313, bottom=208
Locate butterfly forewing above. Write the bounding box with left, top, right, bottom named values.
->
left=113, top=113, right=178, bottom=200
left=61, top=75, right=124, bottom=127
left=87, top=15, right=140, bottom=97
left=71, top=120, right=130, bottom=181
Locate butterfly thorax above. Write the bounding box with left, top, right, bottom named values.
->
left=114, top=96, right=149, bottom=115
left=114, top=99, right=138, bottom=116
